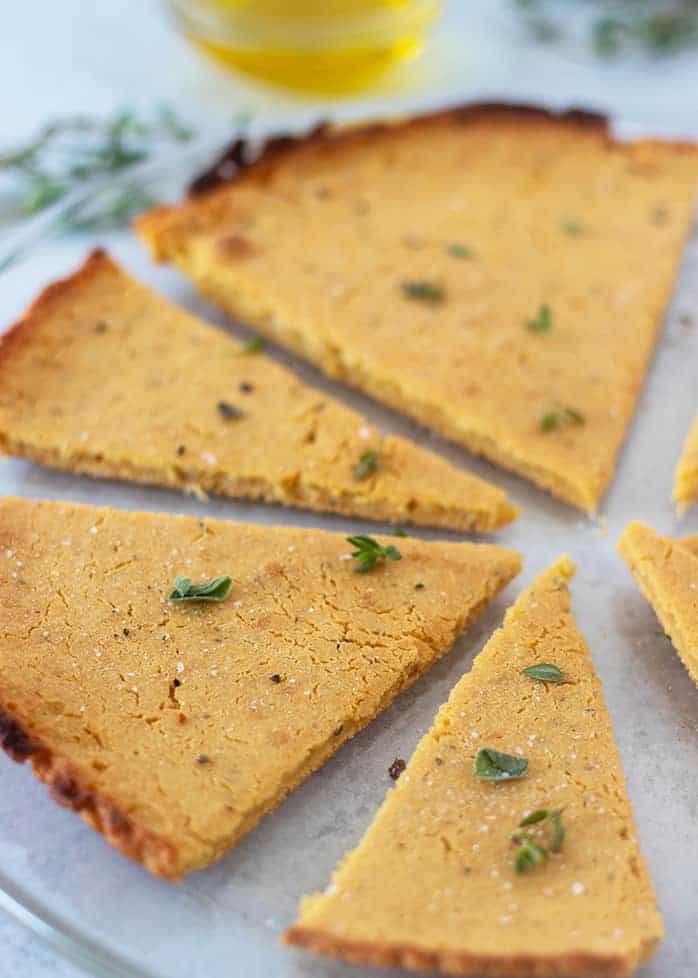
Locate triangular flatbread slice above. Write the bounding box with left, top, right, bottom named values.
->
left=0, top=496, right=519, bottom=879
left=673, top=415, right=698, bottom=514
left=619, top=521, right=698, bottom=686
left=285, top=558, right=662, bottom=977
left=0, top=251, right=516, bottom=533
left=138, top=104, right=698, bottom=513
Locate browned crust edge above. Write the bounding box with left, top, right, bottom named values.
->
left=0, top=708, right=181, bottom=880
left=184, top=103, right=609, bottom=199
left=282, top=924, right=648, bottom=978
left=137, top=99, right=698, bottom=246
left=0, top=248, right=116, bottom=364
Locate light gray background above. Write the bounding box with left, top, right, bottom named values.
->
left=1, top=2, right=697, bottom=976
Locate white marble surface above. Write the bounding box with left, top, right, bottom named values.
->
left=2, top=2, right=698, bottom=976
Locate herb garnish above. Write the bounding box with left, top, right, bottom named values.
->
left=0, top=105, right=193, bottom=224
left=401, top=281, right=445, bottom=304
left=540, top=405, right=585, bottom=432
left=522, top=663, right=567, bottom=684
left=347, top=535, right=401, bottom=573
left=353, top=449, right=380, bottom=480
left=241, top=335, right=265, bottom=354
left=169, top=575, right=233, bottom=603
left=512, top=809, right=565, bottom=874
left=474, top=748, right=528, bottom=782
left=514, top=0, right=698, bottom=57
left=526, top=304, right=554, bottom=334
left=561, top=218, right=584, bottom=236
left=447, top=243, right=473, bottom=259
left=217, top=400, right=244, bottom=421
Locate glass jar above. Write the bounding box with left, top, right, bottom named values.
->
left=165, top=0, right=442, bottom=94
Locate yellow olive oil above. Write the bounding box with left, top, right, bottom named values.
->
left=169, top=0, right=441, bottom=94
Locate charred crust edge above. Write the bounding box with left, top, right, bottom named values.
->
left=185, top=103, right=608, bottom=199
left=0, top=707, right=180, bottom=879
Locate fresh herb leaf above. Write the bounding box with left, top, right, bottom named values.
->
left=522, top=663, right=567, bottom=684
left=156, top=103, right=195, bottom=143
left=513, top=808, right=565, bottom=873
left=540, top=405, right=586, bottom=432
left=22, top=174, right=67, bottom=214
left=169, top=575, right=232, bottom=603
left=447, top=243, right=473, bottom=259
left=474, top=748, right=528, bottom=782
left=241, top=335, right=265, bottom=354
left=526, top=304, right=554, bottom=334
left=347, top=535, right=401, bottom=574
left=59, top=182, right=157, bottom=232
left=562, top=406, right=585, bottom=424
left=561, top=218, right=583, bottom=236
left=401, top=281, right=445, bottom=304
left=514, top=837, right=547, bottom=874
left=353, top=449, right=380, bottom=481
left=593, top=16, right=624, bottom=55
left=217, top=400, right=244, bottom=421
left=513, top=841, right=541, bottom=874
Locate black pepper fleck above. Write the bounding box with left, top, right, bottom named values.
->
left=239, top=381, right=254, bottom=394
left=122, top=628, right=130, bottom=636
left=388, top=758, right=406, bottom=781
left=217, top=400, right=244, bottom=421
left=415, top=582, right=425, bottom=590
left=197, top=754, right=210, bottom=765
left=270, top=674, right=282, bottom=684
left=173, top=678, right=181, bottom=688
left=176, top=445, right=186, bottom=456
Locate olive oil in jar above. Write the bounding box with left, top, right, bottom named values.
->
left=167, top=0, right=442, bottom=94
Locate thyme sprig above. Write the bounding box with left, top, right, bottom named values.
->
left=347, top=535, right=401, bottom=573
left=512, top=808, right=565, bottom=874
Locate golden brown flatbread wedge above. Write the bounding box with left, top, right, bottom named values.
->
left=0, top=250, right=516, bottom=533
left=673, top=415, right=698, bottom=514
left=619, top=520, right=698, bottom=687
left=0, top=496, right=520, bottom=878
left=285, top=558, right=662, bottom=977
left=139, top=103, right=698, bottom=513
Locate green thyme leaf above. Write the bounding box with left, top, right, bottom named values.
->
left=522, top=663, right=566, bottom=684
left=562, top=406, right=585, bottom=425
left=526, top=304, right=553, bottom=334
left=60, top=182, right=157, bottom=232
left=540, top=405, right=586, bottom=432
left=561, top=218, right=583, bottom=236
left=353, top=449, right=380, bottom=481
left=518, top=809, right=549, bottom=827
left=512, top=808, right=565, bottom=873
left=217, top=400, right=244, bottom=421
left=346, top=535, right=402, bottom=574
left=22, top=174, right=68, bottom=214
left=447, top=243, right=473, bottom=259
left=474, top=748, right=528, bottom=782
left=514, top=837, right=547, bottom=874
left=169, top=575, right=233, bottom=603
left=401, top=281, right=445, bottom=304
left=241, top=335, right=265, bottom=354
